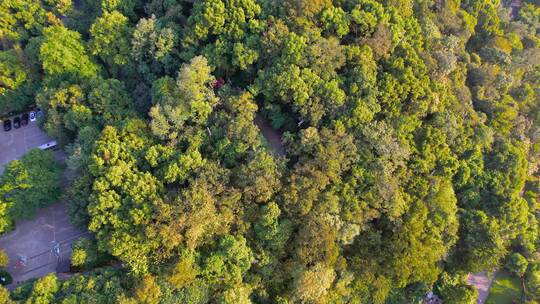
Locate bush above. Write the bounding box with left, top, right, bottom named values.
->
left=525, top=264, right=540, bottom=300
left=435, top=272, right=478, bottom=304
left=0, top=250, right=8, bottom=267
left=24, top=273, right=59, bottom=303
left=0, top=285, right=13, bottom=304
left=10, top=279, right=36, bottom=300
left=71, top=237, right=113, bottom=271
left=506, top=253, right=529, bottom=278
left=0, top=270, right=13, bottom=286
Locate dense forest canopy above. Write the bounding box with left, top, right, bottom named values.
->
left=1, top=0, right=540, bottom=303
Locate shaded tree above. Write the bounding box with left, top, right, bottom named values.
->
left=0, top=149, right=62, bottom=233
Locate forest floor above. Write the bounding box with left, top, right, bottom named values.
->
left=254, top=113, right=286, bottom=156
left=467, top=271, right=497, bottom=304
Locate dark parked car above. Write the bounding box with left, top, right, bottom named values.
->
left=13, top=116, right=20, bottom=129
left=21, top=113, right=29, bottom=126
left=3, top=119, right=11, bottom=132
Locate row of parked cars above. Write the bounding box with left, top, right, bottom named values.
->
left=3, top=110, right=40, bottom=132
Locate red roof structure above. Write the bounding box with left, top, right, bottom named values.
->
left=213, top=78, right=224, bottom=90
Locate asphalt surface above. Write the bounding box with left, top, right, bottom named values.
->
left=0, top=117, right=87, bottom=289
left=0, top=117, right=54, bottom=174
left=0, top=202, right=87, bottom=289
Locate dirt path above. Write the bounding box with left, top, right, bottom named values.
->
left=467, top=271, right=496, bottom=304
left=254, top=113, right=286, bottom=156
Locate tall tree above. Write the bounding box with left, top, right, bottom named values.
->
left=39, top=25, right=98, bottom=79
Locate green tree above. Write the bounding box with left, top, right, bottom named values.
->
left=451, top=209, right=507, bottom=273
left=144, top=0, right=185, bottom=24
left=319, top=6, right=350, bottom=37
left=149, top=56, right=218, bottom=144
left=65, top=174, right=93, bottom=228
left=0, top=49, right=27, bottom=96
left=0, top=250, right=8, bottom=268
left=182, top=0, right=262, bottom=75
left=0, top=0, right=52, bottom=43
left=0, top=48, right=37, bottom=115
left=0, top=285, right=13, bottom=304
left=89, top=11, right=133, bottom=67
left=131, top=15, right=179, bottom=82
left=134, top=275, right=161, bottom=304
left=25, top=273, right=59, bottom=304
left=87, top=121, right=164, bottom=273
left=435, top=272, right=478, bottom=304
left=39, top=25, right=98, bottom=79
left=71, top=237, right=111, bottom=270
left=55, top=268, right=127, bottom=303
left=37, top=77, right=135, bottom=145
left=100, top=0, right=141, bottom=20
left=168, top=250, right=199, bottom=289
left=526, top=265, right=540, bottom=300
left=0, top=149, right=62, bottom=233
left=1, top=0, right=537, bottom=303
left=254, top=202, right=293, bottom=253
left=506, top=253, right=529, bottom=278
left=205, top=91, right=265, bottom=167
left=202, top=235, right=254, bottom=285
left=218, top=285, right=252, bottom=304
left=293, top=263, right=336, bottom=303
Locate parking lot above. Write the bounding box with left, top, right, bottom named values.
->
left=0, top=114, right=87, bottom=289
left=0, top=202, right=87, bottom=289
left=0, top=115, right=54, bottom=173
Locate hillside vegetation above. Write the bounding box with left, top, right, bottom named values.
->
left=1, top=0, right=540, bottom=303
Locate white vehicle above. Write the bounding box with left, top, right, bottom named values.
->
left=38, top=140, right=57, bottom=150
left=29, top=111, right=36, bottom=122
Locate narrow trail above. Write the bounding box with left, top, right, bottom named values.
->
left=467, top=271, right=497, bottom=304
left=254, top=113, right=286, bottom=157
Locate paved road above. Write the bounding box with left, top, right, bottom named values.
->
left=0, top=117, right=54, bottom=174
left=0, top=202, right=87, bottom=289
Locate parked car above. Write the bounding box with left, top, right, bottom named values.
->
left=3, top=119, right=11, bottom=131
left=13, top=116, right=20, bottom=129
left=38, top=140, right=58, bottom=151
left=29, top=111, right=36, bottom=122
left=21, top=113, right=29, bottom=126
